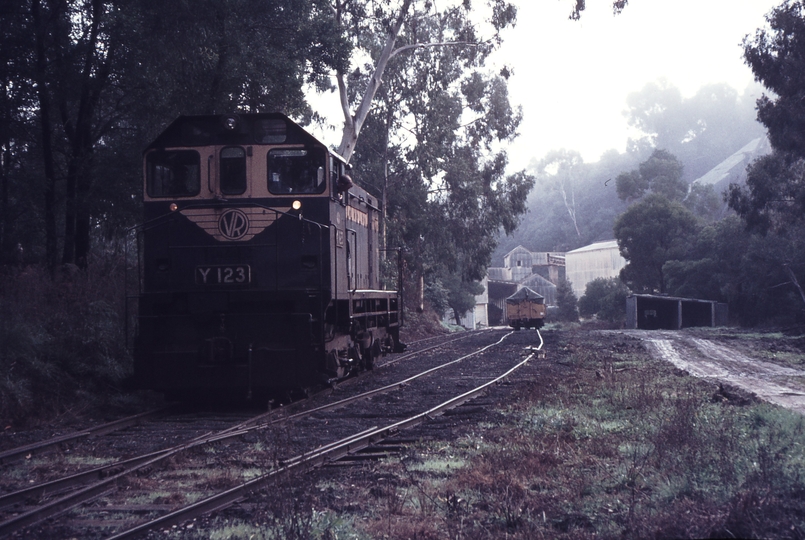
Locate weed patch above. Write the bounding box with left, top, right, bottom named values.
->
left=341, top=329, right=805, bottom=539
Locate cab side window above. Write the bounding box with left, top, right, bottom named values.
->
left=146, top=150, right=200, bottom=197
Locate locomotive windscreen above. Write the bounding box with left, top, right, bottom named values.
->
left=268, top=148, right=326, bottom=194
left=220, top=146, right=247, bottom=195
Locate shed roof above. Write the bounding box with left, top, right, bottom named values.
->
left=692, top=136, right=770, bottom=187
left=521, top=273, right=556, bottom=289
left=629, top=294, right=718, bottom=304
left=566, top=240, right=619, bottom=255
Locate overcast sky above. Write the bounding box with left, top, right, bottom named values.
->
left=500, top=0, right=780, bottom=169
left=308, top=0, right=781, bottom=171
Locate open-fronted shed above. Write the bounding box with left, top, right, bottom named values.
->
left=626, top=294, right=728, bottom=330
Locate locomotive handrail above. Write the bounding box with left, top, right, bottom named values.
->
left=125, top=200, right=331, bottom=350
left=347, top=190, right=382, bottom=212
left=380, top=246, right=404, bottom=325
left=125, top=199, right=333, bottom=235
left=346, top=227, right=358, bottom=293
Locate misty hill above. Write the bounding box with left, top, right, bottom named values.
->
left=691, top=136, right=771, bottom=194
left=493, top=135, right=768, bottom=267
left=493, top=81, right=768, bottom=268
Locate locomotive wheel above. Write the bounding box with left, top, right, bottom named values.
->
left=348, top=346, right=362, bottom=372
left=361, top=346, right=374, bottom=371
left=372, top=339, right=383, bottom=360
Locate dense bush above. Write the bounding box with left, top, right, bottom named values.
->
left=579, top=277, right=630, bottom=324
left=553, top=279, right=579, bottom=322
left=0, top=258, right=132, bottom=426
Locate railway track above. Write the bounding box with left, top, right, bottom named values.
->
left=0, top=328, right=542, bottom=538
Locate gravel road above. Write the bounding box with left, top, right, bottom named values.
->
left=615, top=329, right=805, bottom=414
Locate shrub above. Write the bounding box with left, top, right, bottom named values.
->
left=554, top=279, right=579, bottom=322
left=0, top=258, right=132, bottom=426
left=578, top=277, right=629, bottom=324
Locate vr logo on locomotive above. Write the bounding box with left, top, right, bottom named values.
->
left=218, top=209, right=249, bottom=240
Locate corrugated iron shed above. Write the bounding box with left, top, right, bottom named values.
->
left=626, top=294, right=728, bottom=329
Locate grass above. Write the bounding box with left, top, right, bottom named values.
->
left=135, top=328, right=805, bottom=539
left=0, top=259, right=137, bottom=428
left=344, top=329, right=805, bottom=539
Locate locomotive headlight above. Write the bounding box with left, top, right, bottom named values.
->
left=169, top=203, right=178, bottom=212
left=292, top=200, right=302, bottom=211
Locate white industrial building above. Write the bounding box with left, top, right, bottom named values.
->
left=565, top=240, right=627, bottom=299
left=502, top=246, right=565, bottom=284
left=479, top=246, right=566, bottom=326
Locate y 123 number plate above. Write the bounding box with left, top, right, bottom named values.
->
left=196, top=265, right=251, bottom=285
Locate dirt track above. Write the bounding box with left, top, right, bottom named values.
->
left=614, top=329, right=805, bottom=414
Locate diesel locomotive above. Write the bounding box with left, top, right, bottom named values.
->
left=132, top=113, right=404, bottom=400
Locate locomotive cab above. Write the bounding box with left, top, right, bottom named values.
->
left=133, top=113, right=402, bottom=400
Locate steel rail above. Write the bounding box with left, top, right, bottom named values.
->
left=0, top=407, right=173, bottom=466
left=269, top=331, right=515, bottom=427
left=379, top=331, right=478, bottom=368
left=0, top=331, right=517, bottom=537
left=108, top=343, right=538, bottom=540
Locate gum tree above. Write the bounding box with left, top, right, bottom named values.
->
left=614, top=194, right=700, bottom=294
left=341, top=1, right=534, bottom=311
left=729, top=0, right=805, bottom=309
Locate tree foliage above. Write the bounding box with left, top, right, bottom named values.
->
left=720, top=0, right=805, bottom=316
left=341, top=1, right=534, bottom=310
left=494, top=149, right=634, bottom=260
left=614, top=194, right=700, bottom=294
left=0, top=0, right=348, bottom=268
left=331, top=0, right=518, bottom=163
left=625, top=79, right=764, bottom=182
left=578, top=277, right=629, bottom=323
left=534, top=150, right=584, bottom=237
left=729, top=0, right=805, bottom=235
left=568, top=0, right=629, bottom=20
left=555, top=279, right=579, bottom=322
left=615, top=149, right=686, bottom=202
left=743, top=1, right=805, bottom=160
left=445, top=275, right=484, bottom=326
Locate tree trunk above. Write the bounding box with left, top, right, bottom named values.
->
left=31, top=0, right=59, bottom=271
left=336, top=0, right=413, bottom=162
left=416, top=272, right=424, bottom=313
left=784, top=264, right=805, bottom=307
left=60, top=0, right=108, bottom=268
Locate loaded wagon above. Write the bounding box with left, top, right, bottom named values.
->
left=506, top=287, right=545, bottom=330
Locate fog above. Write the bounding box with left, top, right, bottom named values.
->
left=499, top=0, right=779, bottom=167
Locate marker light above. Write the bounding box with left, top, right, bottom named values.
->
left=170, top=203, right=178, bottom=211
left=222, top=115, right=238, bottom=130
left=292, top=200, right=302, bottom=211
